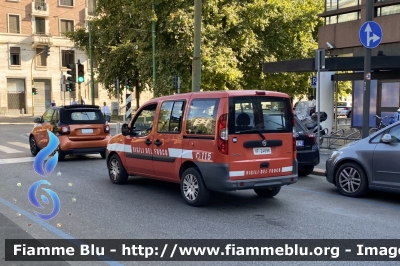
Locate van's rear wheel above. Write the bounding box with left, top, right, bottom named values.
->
left=180, top=168, right=210, bottom=207
left=254, top=187, right=281, bottom=198
left=108, top=154, right=128, bottom=184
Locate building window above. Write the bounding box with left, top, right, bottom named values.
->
left=326, top=0, right=360, bottom=11
left=325, top=15, right=338, bottom=25
left=59, top=0, right=73, bottom=7
left=325, top=11, right=360, bottom=25
left=376, top=4, right=400, bottom=16
left=36, top=48, right=47, bottom=67
left=62, top=50, right=75, bottom=67
left=35, top=17, right=45, bottom=34
left=10, top=47, right=21, bottom=65
left=35, top=0, right=47, bottom=11
left=60, top=19, right=74, bottom=35
left=8, top=14, right=20, bottom=34
left=88, top=0, right=96, bottom=16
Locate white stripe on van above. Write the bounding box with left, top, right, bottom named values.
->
left=107, top=143, right=131, bottom=153
left=168, top=148, right=194, bottom=159
left=282, top=166, right=293, bottom=172
left=229, top=171, right=245, bottom=177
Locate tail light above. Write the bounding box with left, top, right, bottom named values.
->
left=217, top=114, right=228, bottom=155
left=306, top=132, right=316, bottom=144
left=344, top=107, right=348, bottom=110
left=104, top=124, right=110, bottom=133
left=292, top=114, right=296, bottom=159
left=58, top=124, right=70, bottom=135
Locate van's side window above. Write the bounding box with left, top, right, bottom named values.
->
left=186, top=99, right=219, bottom=135
left=157, top=101, right=185, bottom=133
left=131, top=104, right=157, bottom=136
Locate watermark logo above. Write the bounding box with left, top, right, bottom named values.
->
left=28, top=130, right=60, bottom=220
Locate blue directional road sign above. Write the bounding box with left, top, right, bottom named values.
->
left=359, top=21, right=382, bottom=49
left=311, top=76, right=317, bottom=88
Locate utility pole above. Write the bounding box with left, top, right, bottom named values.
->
left=152, top=2, right=156, bottom=97
left=192, top=0, right=202, bottom=92
left=362, top=0, right=373, bottom=138
left=89, top=21, right=95, bottom=105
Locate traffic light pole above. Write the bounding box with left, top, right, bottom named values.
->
left=79, top=83, right=82, bottom=104
left=89, top=21, right=95, bottom=105
left=30, top=50, right=45, bottom=116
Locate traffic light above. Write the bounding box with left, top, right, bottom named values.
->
left=126, top=77, right=132, bottom=89
left=32, top=88, right=37, bottom=95
left=44, top=45, right=50, bottom=57
left=77, top=63, right=84, bottom=83
left=67, top=83, right=76, bottom=92
left=66, top=64, right=77, bottom=83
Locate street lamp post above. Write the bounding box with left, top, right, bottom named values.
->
left=192, top=0, right=202, bottom=92
left=152, top=3, right=156, bottom=97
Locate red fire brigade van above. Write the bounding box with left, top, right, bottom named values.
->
left=106, top=90, right=298, bottom=206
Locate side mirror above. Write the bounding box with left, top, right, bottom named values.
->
left=121, top=124, right=129, bottom=136
left=34, top=117, right=41, bottom=123
left=381, top=134, right=392, bottom=143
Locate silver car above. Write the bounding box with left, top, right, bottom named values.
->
left=325, top=121, right=400, bottom=197
left=334, top=102, right=352, bottom=118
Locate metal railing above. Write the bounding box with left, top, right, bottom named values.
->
left=321, top=128, right=362, bottom=149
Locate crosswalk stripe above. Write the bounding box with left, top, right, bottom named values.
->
left=0, top=157, right=35, bottom=164
left=8, top=142, right=30, bottom=149
left=0, top=145, right=23, bottom=153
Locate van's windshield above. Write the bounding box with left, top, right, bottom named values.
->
left=228, top=96, right=293, bottom=134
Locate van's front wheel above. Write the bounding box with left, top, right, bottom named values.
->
left=254, top=187, right=281, bottom=198
left=180, top=168, right=210, bottom=207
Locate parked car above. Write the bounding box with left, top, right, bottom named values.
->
left=29, top=105, right=111, bottom=161
left=325, top=121, right=400, bottom=197
left=106, top=90, right=299, bottom=206
left=294, top=117, right=320, bottom=176
left=334, top=102, right=352, bottom=118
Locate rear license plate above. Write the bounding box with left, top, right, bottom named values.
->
left=82, top=129, right=93, bottom=134
left=296, top=140, right=304, bottom=146
left=253, top=147, right=271, bottom=155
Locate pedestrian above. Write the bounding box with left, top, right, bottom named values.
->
left=101, top=102, right=111, bottom=122
left=51, top=100, right=56, bottom=107
left=308, top=95, right=316, bottom=116
left=389, top=108, right=400, bottom=124
left=71, top=98, right=78, bottom=105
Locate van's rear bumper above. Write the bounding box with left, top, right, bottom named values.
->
left=197, top=160, right=298, bottom=192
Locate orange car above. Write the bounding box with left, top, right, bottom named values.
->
left=106, top=90, right=298, bottom=206
left=29, top=105, right=111, bottom=161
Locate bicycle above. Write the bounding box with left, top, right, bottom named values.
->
left=369, top=115, right=392, bottom=135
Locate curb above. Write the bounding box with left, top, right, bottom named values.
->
left=312, top=169, right=325, bottom=177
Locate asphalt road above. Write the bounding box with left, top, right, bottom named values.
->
left=1, top=125, right=400, bottom=266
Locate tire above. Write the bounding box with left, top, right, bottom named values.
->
left=29, top=136, right=40, bottom=156
left=335, top=162, right=368, bottom=197
left=347, top=111, right=351, bottom=118
left=180, top=167, right=210, bottom=207
left=254, top=187, right=281, bottom=198
left=100, top=152, right=106, bottom=159
left=299, top=165, right=314, bottom=176
left=58, top=149, right=66, bottom=161
left=108, top=154, right=128, bottom=184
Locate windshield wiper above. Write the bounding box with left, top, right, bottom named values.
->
left=235, top=128, right=266, bottom=140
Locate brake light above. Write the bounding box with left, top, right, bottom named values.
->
left=104, top=124, right=110, bottom=133
left=306, top=132, right=316, bottom=144
left=344, top=107, right=348, bottom=110
left=217, top=113, right=228, bottom=155
left=292, top=114, right=296, bottom=158
left=58, top=125, right=70, bottom=135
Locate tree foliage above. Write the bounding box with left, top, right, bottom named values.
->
left=65, top=0, right=324, bottom=100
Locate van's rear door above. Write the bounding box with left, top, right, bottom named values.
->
left=227, top=95, right=295, bottom=180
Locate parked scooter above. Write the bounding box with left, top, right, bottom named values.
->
left=294, top=101, right=329, bottom=146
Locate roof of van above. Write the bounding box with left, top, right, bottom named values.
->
left=149, top=90, right=290, bottom=102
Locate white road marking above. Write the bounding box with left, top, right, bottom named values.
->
left=0, top=157, right=35, bottom=164
left=8, top=142, right=30, bottom=149
left=0, top=145, right=23, bottom=153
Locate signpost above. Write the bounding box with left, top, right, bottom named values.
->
left=311, top=76, right=317, bottom=88
left=359, top=14, right=382, bottom=137
left=314, top=49, right=325, bottom=151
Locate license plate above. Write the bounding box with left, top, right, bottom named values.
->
left=82, top=129, right=93, bottom=134
left=253, top=147, right=271, bottom=155
left=296, top=140, right=304, bottom=146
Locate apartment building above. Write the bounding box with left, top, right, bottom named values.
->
left=1, top=0, right=152, bottom=116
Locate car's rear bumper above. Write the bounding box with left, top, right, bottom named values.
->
left=196, top=160, right=298, bottom=192
left=62, top=147, right=106, bottom=155
left=59, top=135, right=110, bottom=151
left=297, top=146, right=320, bottom=166
left=325, top=158, right=335, bottom=184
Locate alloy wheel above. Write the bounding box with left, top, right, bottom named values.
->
left=338, top=167, right=361, bottom=193
left=109, top=159, right=120, bottom=181
left=183, top=174, right=199, bottom=201
left=30, top=138, right=36, bottom=153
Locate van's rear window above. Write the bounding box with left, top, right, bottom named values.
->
left=228, top=96, right=292, bottom=134
left=60, top=109, right=105, bottom=124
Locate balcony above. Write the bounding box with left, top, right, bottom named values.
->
left=32, top=34, right=53, bottom=48
left=31, top=1, right=49, bottom=17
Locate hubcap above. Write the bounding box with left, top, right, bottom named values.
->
left=109, top=159, right=120, bottom=181
left=339, top=167, right=361, bottom=193
left=183, top=174, right=199, bottom=201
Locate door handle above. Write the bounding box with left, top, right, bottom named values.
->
left=144, top=139, right=152, bottom=146
left=154, top=139, right=162, bottom=146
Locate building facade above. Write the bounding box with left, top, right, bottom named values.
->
left=318, top=0, right=400, bottom=126
left=1, top=0, right=152, bottom=116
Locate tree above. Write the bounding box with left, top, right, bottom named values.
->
left=65, top=0, right=324, bottom=99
